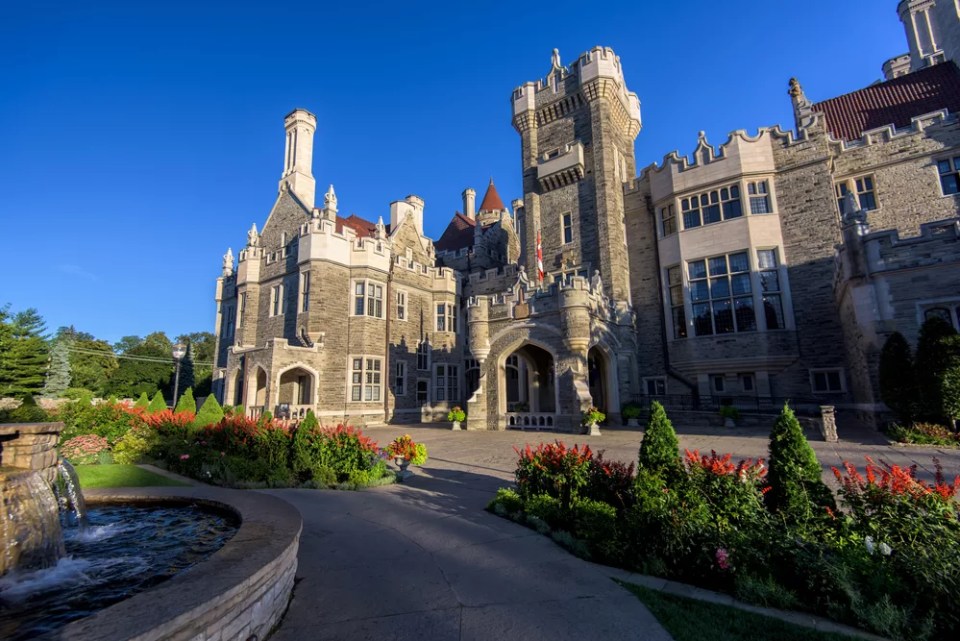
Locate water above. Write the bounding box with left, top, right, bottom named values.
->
left=55, top=460, right=89, bottom=528
left=0, top=503, right=238, bottom=641
left=0, top=467, right=64, bottom=577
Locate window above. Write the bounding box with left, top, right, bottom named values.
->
left=711, top=375, right=725, bottom=393
left=644, top=377, right=666, bottom=395
left=436, top=303, right=457, bottom=333
left=300, top=271, right=310, bottom=312
left=922, top=303, right=960, bottom=331
left=666, top=265, right=686, bottom=339
left=396, top=290, right=407, bottom=321
left=660, top=204, right=677, bottom=236
left=811, top=368, right=844, bottom=393
left=434, top=364, right=459, bottom=402
left=350, top=357, right=382, bottom=402
left=416, top=380, right=428, bottom=404
left=739, top=373, right=755, bottom=393
left=224, top=305, right=235, bottom=339
left=757, top=249, right=785, bottom=330
left=680, top=184, right=742, bottom=229
left=938, top=157, right=960, bottom=195
left=394, top=361, right=406, bottom=396
left=835, top=175, right=877, bottom=213
left=270, top=284, right=284, bottom=317
left=237, top=292, right=246, bottom=328
left=353, top=280, right=384, bottom=318
left=689, top=251, right=755, bottom=336
left=562, top=212, right=573, bottom=244
left=747, top=180, right=771, bottom=214
left=417, top=341, right=430, bottom=371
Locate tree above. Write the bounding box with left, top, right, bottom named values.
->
left=58, top=326, right=118, bottom=396
left=193, top=395, right=224, bottom=428
left=178, top=343, right=195, bottom=393
left=133, top=392, right=150, bottom=409
left=147, top=390, right=167, bottom=413
left=175, top=387, right=197, bottom=414
left=43, top=334, right=72, bottom=397
left=178, top=332, right=215, bottom=397
left=915, top=317, right=959, bottom=421
left=766, top=404, right=834, bottom=520
left=106, top=332, right=174, bottom=398
left=637, top=401, right=681, bottom=476
left=878, top=332, right=917, bottom=422
left=0, top=307, right=49, bottom=398
left=943, top=365, right=960, bottom=432
left=291, top=410, right=319, bottom=481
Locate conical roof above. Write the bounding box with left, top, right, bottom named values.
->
left=478, top=178, right=506, bottom=212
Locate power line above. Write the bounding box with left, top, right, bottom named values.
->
left=65, top=346, right=215, bottom=367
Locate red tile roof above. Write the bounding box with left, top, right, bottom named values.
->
left=336, top=214, right=378, bottom=238
left=478, top=178, right=506, bottom=212
left=435, top=212, right=477, bottom=253
left=812, top=62, right=960, bottom=142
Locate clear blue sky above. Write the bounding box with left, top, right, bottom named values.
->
left=0, top=1, right=905, bottom=344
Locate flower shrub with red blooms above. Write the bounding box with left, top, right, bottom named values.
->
left=60, top=434, right=110, bottom=465
left=587, top=451, right=635, bottom=512
left=515, top=441, right=594, bottom=508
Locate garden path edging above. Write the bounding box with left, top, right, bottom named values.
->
left=604, top=566, right=890, bottom=641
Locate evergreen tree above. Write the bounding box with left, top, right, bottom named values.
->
left=916, top=317, right=959, bottom=420
left=637, top=401, right=681, bottom=476
left=766, top=404, right=834, bottom=520
left=175, top=387, right=197, bottom=414
left=942, top=362, right=960, bottom=431
left=193, top=395, right=224, bottom=428
left=0, top=308, right=49, bottom=398
left=178, top=343, right=195, bottom=393
left=133, top=392, right=150, bottom=409
left=291, top=410, right=319, bottom=480
left=42, top=334, right=72, bottom=397
left=878, top=332, right=918, bottom=422
left=147, top=390, right=167, bottom=413
left=57, top=327, right=118, bottom=396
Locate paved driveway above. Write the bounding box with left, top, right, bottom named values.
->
left=265, top=421, right=958, bottom=641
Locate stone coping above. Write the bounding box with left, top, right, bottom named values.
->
left=59, top=486, right=302, bottom=641
left=0, top=421, right=64, bottom=436
left=605, top=567, right=890, bottom=641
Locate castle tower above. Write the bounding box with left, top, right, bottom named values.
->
left=476, top=178, right=508, bottom=227
left=898, top=0, right=945, bottom=72
left=462, top=187, right=476, bottom=220
left=512, top=47, right=641, bottom=303
left=280, top=108, right=317, bottom=209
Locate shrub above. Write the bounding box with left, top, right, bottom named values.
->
left=766, top=403, right=834, bottom=521
left=514, top=441, right=593, bottom=509
left=488, top=487, right=523, bottom=515
left=113, top=422, right=160, bottom=464
left=57, top=398, right=134, bottom=445
left=637, top=401, right=681, bottom=477
left=581, top=406, right=605, bottom=426
left=0, top=395, right=50, bottom=423
left=887, top=421, right=960, bottom=446
left=525, top=494, right=564, bottom=529
left=193, top=395, right=224, bottom=428
left=60, top=434, right=110, bottom=465
left=916, top=317, right=959, bottom=421
left=291, top=410, right=319, bottom=481
left=718, top=405, right=740, bottom=421
left=586, top=451, right=635, bottom=512
left=133, top=392, right=150, bottom=409
left=174, top=388, right=197, bottom=414
left=879, top=332, right=917, bottom=422
left=447, top=406, right=465, bottom=422
left=941, top=356, right=960, bottom=430
left=621, top=403, right=642, bottom=420
left=571, top=498, right=618, bottom=560
left=147, top=391, right=167, bottom=413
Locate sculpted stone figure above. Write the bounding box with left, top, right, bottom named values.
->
left=247, top=223, right=260, bottom=248
left=222, top=248, right=234, bottom=277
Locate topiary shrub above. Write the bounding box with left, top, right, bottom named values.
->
left=879, top=332, right=918, bottom=422
left=766, top=404, right=834, bottom=521
left=291, top=410, right=319, bottom=481
left=916, top=317, right=959, bottom=421
left=133, top=392, right=150, bottom=409
left=1, top=394, right=50, bottom=423
left=637, top=401, right=681, bottom=477
left=193, top=395, right=225, bottom=428
left=147, top=391, right=167, bottom=413
left=174, top=388, right=197, bottom=415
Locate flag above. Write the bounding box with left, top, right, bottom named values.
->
left=536, top=227, right=544, bottom=283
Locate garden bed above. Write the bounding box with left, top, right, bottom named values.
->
left=885, top=422, right=960, bottom=448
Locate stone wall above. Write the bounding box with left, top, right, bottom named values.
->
left=0, top=422, right=63, bottom=484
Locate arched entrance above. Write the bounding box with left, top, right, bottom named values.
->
left=276, top=366, right=316, bottom=420
left=501, top=343, right=556, bottom=429
left=588, top=346, right=607, bottom=413
left=247, top=367, right=268, bottom=418
left=232, top=369, right=244, bottom=407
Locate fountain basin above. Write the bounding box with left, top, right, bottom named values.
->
left=58, top=487, right=301, bottom=641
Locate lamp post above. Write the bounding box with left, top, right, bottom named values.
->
left=172, top=343, right=187, bottom=408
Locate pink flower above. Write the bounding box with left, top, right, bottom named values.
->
left=715, top=547, right=731, bottom=570
left=180, top=454, right=190, bottom=461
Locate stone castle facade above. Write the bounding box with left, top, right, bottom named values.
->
left=212, top=1, right=960, bottom=431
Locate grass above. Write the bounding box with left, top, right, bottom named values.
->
left=617, top=580, right=861, bottom=641
left=74, top=464, right=189, bottom=488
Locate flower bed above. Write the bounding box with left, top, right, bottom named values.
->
left=488, top=403, right=960, bottom=641
left=886, top=421, right=960, bottom=447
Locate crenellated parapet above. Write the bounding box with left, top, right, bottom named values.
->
left=826, top=109, right=956, bottom=152
left=296, top=216, right=392, bottom=271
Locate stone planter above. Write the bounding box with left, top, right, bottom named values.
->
left=584, top=421, right=602, bottom=436
left=451, top=420, right=462, bottom=431
left=723, top=417, right=736, bottom=428
left=395, top=457, right=413, bottom=481
left=626, top=418, right=639, bottom=427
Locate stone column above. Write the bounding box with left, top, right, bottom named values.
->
left=820, top=405, right=838, bottom=443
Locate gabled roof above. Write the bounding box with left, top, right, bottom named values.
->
left=435, top=212, right=477, bottom=253
left=478, top=178, right=506, bottom=212
left=812, top=62, right=960, bottom=142
left=336, top=214, right=380, bottom=238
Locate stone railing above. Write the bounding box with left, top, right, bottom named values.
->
left=505, top=413, right=556, bottom=430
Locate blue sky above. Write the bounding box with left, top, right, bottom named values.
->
left=0, top=1, right=905, bottom=344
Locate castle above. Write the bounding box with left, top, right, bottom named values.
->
left=212, top=0, right=960, bottom=431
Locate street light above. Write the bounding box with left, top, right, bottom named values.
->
left=172, top=343, right=187, bottom=408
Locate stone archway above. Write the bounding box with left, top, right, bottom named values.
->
left=250, top=367, right=268, bottom=413
left=274, top=364, right=318, bottom=420
left=232, top=368, right=244, bottom=407
left=587, top=342, right=621, bottom=421
left=499, top=342, right=557, bottom=428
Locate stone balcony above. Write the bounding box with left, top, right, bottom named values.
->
left=537, top=142, right=585, bottom=191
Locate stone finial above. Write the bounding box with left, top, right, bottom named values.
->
left=247, top=223, right=260, bottom=248
left=376, top=215, right=386, bottom=239
left=551, top=48, right=562, bottom=71
left=324, top=184, right=338, bottom=214
left=222, top=248, right=234, bottom=277
left=788, top=77, right=803, bottom=98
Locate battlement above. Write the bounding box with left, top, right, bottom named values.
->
left=296, top=217, right=391, bottom=270
left=827, top=109, right=956, bottom=152
left=863, top=217, right=960, bottom=272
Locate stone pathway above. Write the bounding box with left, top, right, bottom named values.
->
left=264, top=421, right=956, bottom=640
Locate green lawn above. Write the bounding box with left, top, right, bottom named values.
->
left=74, top=464, right=189, bottom=488
left=618, top=581, right=860, bottom=641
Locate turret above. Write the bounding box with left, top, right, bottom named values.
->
left=390, top=194, right=425, bottom=235
left=462, top=188, right=476, bottom=220
left=280, top=109, right=317, bottom=209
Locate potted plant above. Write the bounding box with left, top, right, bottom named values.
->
left=719, top=404, right=740, bottom=428
left=447, top=406, right=466, bottom=431
left=385, top=434, right=428, bottom=480
left=621, top=403, right=642, bottom=427
left=581, top=406, right=606, bottom=436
